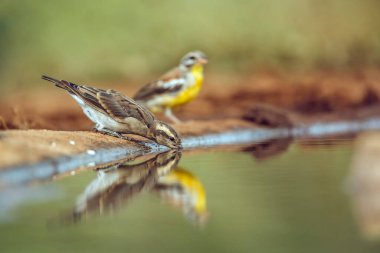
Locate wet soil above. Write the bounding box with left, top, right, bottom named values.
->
left=0, top=130, right=144, bottom=170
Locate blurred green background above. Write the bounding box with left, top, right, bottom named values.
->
left=0, top=0, right=380, bottom=92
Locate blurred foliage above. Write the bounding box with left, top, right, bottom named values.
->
left=0, top=0, right=380, bottom=91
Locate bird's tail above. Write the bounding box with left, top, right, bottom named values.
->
left=41, top=75, right=78, bottom=93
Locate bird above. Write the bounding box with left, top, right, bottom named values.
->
left=41, top=75, right=182, bottom=149
left=133, top=51, right=208, bottom=123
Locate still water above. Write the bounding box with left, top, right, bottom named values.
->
left=1, top=138, right=380, bottom=253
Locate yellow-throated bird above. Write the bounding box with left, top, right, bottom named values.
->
left=42, top=75, right=181, bottom=149
left=133, top=51, right=208, bottom=123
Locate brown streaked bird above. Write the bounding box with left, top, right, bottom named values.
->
left=41, top=75, right=181, bottom=149
left=133, top=51, right=208, bottom=123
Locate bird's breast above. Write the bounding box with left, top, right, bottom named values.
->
left=142, top=66, right=204, bottom=111
left=171, top=70, right=203, bottom=106
left=82, top=106, right=125, bottom=131
left=162, top=66, right=204, bottom=108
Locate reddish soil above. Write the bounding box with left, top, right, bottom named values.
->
left=1, top=69, right=380, bottom=134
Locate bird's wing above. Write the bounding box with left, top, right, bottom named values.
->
left=42, top=76, right=145, bottom=121
left=97, top=89, right=155, bottom=126
left=73, top=83, right=107, bottom=108
left=56, top=80, right=109, bottom=114
left=160, top=67, right=182, bottom=82
left=133, top=68, right=185, bottom=101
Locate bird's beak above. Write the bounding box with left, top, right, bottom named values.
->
left=198, top=58, right=208, bottom=64
left=176, top=142, right=183, bottom=150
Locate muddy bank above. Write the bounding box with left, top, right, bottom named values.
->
left=1, top=69, right=380, bottom=131
left=0, top=130, right=147, bottom=171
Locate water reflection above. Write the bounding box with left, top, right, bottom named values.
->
left=241, top=135, right=354, bottom=162
left=242, top=138, right=292, bottom=160
left=68, top=150, right=209, bottom=226
left=153, top=166, right=209, bottom=225
left=348, top=134, right=380, bottom=239
left=298, top=136, right=354, bottom=149
left=0, top=185, right=59, bottom=222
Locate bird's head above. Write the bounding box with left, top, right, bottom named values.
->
left=154, top=150, right=182, bottom=176
left=180, top=51, right=208, bottom=70
left=150, top=121, right=182, bottom=149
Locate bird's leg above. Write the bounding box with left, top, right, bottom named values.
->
left=164, top=108, right=181, bottom=123
left=97, top=128, right=151, bottom=149
left=97, top=128, right=134, bottom=141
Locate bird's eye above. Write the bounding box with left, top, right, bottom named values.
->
left=169, top=137, right=175, bottom=141
left=188, top=56, right=196, bottom=60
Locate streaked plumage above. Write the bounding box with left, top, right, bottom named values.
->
left=42, top=75, right=181, bottom=149
left=134, top=51, right=208, bottom=123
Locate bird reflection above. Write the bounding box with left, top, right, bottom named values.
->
left=242, top=137, right=292, bottom=161
left=72, top=150, right=181, bottom=221
left=68, top=150, right=209, bottom=226
left=153, top=167, right=209, bottom=226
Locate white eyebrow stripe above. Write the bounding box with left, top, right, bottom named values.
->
left=156, top=124, right=175, bottom=138
left=166, top=131, right=175, bottom=138
left=156, top=124, right=168, bottom=132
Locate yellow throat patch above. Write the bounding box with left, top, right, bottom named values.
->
left=166, top=64, right=204, bottom=108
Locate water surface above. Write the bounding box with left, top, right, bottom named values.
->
left=1, top=138, right=380, bottom=253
